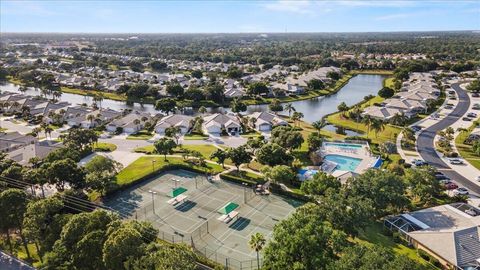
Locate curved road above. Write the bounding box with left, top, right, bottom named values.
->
left=416, top=82, right=480, bottom=195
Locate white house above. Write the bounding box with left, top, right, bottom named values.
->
left=203, top=113, right=241, bottom=135
left=248, top=111, right=288, bottom=131
left=106, top=111, right=152, bottom=134
left=154, top=114, right=193, bottom=134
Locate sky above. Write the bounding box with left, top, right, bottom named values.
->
left=1, top=0, right=479, bottom=33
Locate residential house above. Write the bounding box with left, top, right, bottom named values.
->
left=106, top=111, right=152, bottom=134
left=154, top=114, right=193, bottom=134
left=7, top=140, right=63, bottom=166
left=385, top=203, right=480, bottom=269
left=0, top=132, right=37, bottom=153
left=383, top=98, right=427, bottom=114
left=203, top=113, right=242, bottom=135
left=361, top=106, right=408, bottom=120
left=248, top=111, right=288, bottom=131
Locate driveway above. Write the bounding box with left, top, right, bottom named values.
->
left=417, top=82, right=480, bottom=195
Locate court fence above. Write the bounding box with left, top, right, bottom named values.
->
left=153, top=220, right=261, bottom=270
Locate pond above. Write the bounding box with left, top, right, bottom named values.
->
left=0, top=74, right=386, bottom=122
left=321, top=124, right=364, bottom=137
left=238, top=74, right=386, bottom=122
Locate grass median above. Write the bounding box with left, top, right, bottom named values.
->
left=115, top=156, right=223, bottom=187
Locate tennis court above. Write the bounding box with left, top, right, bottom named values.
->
left=104, top=169, right=303, bottom=268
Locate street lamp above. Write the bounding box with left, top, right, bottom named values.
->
left=242, top=182, right=248, bottom=204
left=152, top=159, right=156, bottom=172
left=148, top=190, right=157, bottom=213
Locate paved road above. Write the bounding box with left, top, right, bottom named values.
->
left=417, top=82, right=480, bottom=195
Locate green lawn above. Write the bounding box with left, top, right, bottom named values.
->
left=183, top=133, right=209, bottom=140
left=241, top=130, right=261, bottom=138
left=352, top=70, right=394, bottom=76
left=116, top=156, right=223, bottom=187
left=326, top=112, right=400, bottom=145
left=134, top=144, right=220, bottom=160
left=126, top=130, right=154, bottom=140
left=93, top=142, right=117, bottom=152
left=354, top=222, right=435, bottom=269
left=455, top=123, right=480, bottom=170
left=60, top=86, right=127, bottom=101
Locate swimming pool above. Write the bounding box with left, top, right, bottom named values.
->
left=324, top=155, right=362, bottom=172
left=324, top=142, right=363, bottom=149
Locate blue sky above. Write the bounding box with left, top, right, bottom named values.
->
left=1, top=1, right=479, bottom=33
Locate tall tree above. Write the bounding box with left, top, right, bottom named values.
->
left=154, top=138, right=177, bottom=161
left=0, top=189, right=29, bottom=256
left=210, top=148, right=228, bottom=168
left=249, top=233, right=266, bottom=270
left=228, top=146, right=252, bottom=172
left=155, top=98, right=177, bottom=115
left=262, top=204, right=347, bottom=269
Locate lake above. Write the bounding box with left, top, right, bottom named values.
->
left=0, top=74, right=386, bottom=122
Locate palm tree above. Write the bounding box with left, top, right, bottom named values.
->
left=43, top=125, right=53, bottom=139
left=32, top=127, right=42, bottom=138
left=249, top=117, right=257, bottom=130
left=362, top=115, right=373, bottom=138
left=198, top=106, right=207, bottom=114
left=249, top=233, right=266, bottom=270
left=87, top=114, right=95, bottom=127
left=291, top=111, right=304, bottom=126
left=52, top=91, right=62, bottom=102
left=285, top=103, right=296, bottom=117
left=312, top=119, right=326, bottom=131
left=370, top=119, right=385, bottom=139
left=133, top=119, right=141, bottom=131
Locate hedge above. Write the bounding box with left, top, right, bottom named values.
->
left=220, top=173, right=264, bottom=186
left=108, top=163, right=215, bottom=198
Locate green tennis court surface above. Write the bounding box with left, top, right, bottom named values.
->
left=104, top=169, right=303, bottom=268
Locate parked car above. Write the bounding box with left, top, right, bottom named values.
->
left=449, top=158, right=464, bottom=165
left=448, top=90, right=456, bottom=95
left=412, top=159, right=428, bottom=167
left=467, top=112, right=478, bottom=118
left=476, top=176, right=480, bottom=182
left=435, top=172, right=450, bottom=181
left=449, top=95, right=457, bottom=100
left=473, top=104, right=480, bottom=110
left=462, top=117, right=472, bottom=121
left=444, top=181, right=458, bottom=190
left=411, top=125, right=423, bottom=132
left=439, top=179, right=451, bottom=185
left=453, top=187, right=469, bottom=196
left=472, top=93, right=480, bottom=97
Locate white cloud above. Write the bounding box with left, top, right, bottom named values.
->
left=263, top=0, right=314, bottom=14
left=375, top=13, right=413, bottom=21
left=334, top=1, right=416, bottom=8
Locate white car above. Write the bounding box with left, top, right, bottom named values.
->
left=453, top=187, right=469, bottom=196
left=476, top=176, right=480, bottom=182
left=449, top=158, right=464, bottom=165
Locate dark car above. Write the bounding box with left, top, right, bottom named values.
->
left=435, top=172, right=450, bottom=180
left=472, top=93, right=480, bottom=97
left=444, top=181, right=459, bottom=190
left=463, top=117, right=472, bottom=121
left=467, top=112, right=478, bottom=118
left=448, top=90, right=456, bottom=95
left=411, top=125, right=423, bottom=132
left=412, top=159, right=428, bottom=167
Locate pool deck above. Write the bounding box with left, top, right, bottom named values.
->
left=319, top=143, right=378, bottom=174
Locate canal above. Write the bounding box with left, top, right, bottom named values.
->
left=0, top=74, right=386, bottom=123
